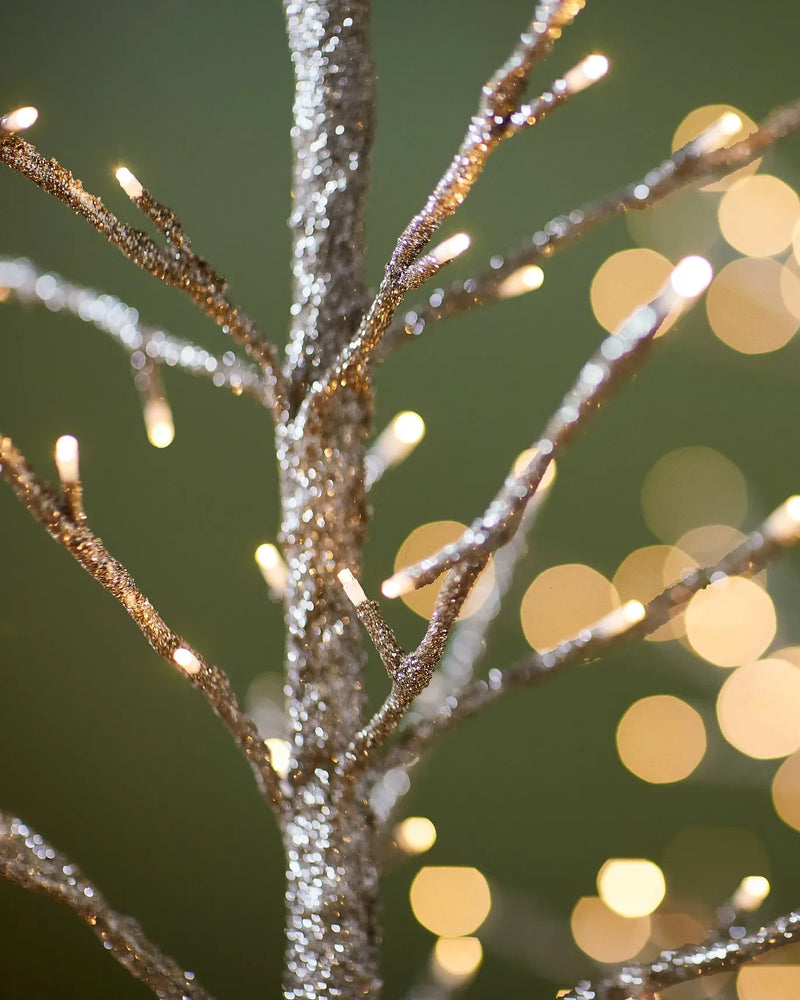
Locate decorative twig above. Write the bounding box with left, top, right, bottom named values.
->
left=0, top=435, right=284, bottom=815
left=0, top=257, right=273, bottom=407
left=0, top=114, right=285, bottom=413
left=382, top=495, right=800, bottom=775
left=382, top=257, right=713, bottom=599
left=384, top=99, right=800, bottom=351
left=561, top=908, right=800, bottom=999
left=0, top=812, right=213, bottom=1000
left=308, top=1, right=602, bottom=401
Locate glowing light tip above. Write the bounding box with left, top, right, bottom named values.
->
left=563, top=54, right=609, bottom=94
left=1, top=106, right=39, bottom=132
left=764, top=495, right=800, bottom=543
left=670, top=256, right=713, bottom=299
left=395, top=816, right=437, bottom=854
left=144, top=397, right=174, bottom=449
left=430, top=232, right=471, bottom=266
left=173, top=646, right=201, bottom=675
left=594, top=600, right=646, bottom=639
left=54, top=435, right=80, bottom=484
left=115, top=166, right=144, bottom=200
left=392, top=411, right=425, bottom=446
left=693, top=112, right=744, bottom=153
left=382, top=572, right=413, bottom=599
left=497, top=265, right=545, bottom=299
left=256, top=543, right=281, bottom=570
left=265, top=738, right=291, bottom=778
left=733, top=875, right=770, bottom=911
left=338, top=568, right=368, bottom=607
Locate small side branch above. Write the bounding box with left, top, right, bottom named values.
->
left=562, top=909, right=800, bottom=999
left=309, top=2, right=599, bottom=400
left=0, top=435, right=284, bottom=816
left=383, top=496, right=800, bottom=773
left=0, top=257, right=272, bottom=407
left=382, top=258, right=712, bottom=598
left=384, top=99, right=800, bottom=349
left=0, top=812, right=214, bottom=1000
left=0, top=113, right=285, bottom=414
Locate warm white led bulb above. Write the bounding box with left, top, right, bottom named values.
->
left=430, top=232, right=471, bottom=267
left=0, top=106, right=39, bottom=132
left=669, top=256, right=713, bottom=299
left=54, top=435, right=80, bottom=484
left=115, top=166, right=144, bottom=200
left=563, top=54, right=609, bottom=94
left=497, top=265, right=545, bottom=299
left=392, top=411, right=426, bottom=446
left=592, top=600, right=646, bottom=640
left=338, top=568, right=367, bottom=607
left=144, top=397, right=175, bottom=449
left=255, top=543, right=289, bottom=596
left=763, top=495, right=800, bottom=544
left=692, top=112, right=743, bottom=154
left=173, top=646, right=202, bottom=675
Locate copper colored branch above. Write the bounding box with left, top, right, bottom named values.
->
left=386, top=99, right=800, bottom=349
left=0, top=813, right=214, bottom=1000
left=0, top=436, right=283, bottom=815
left=0, top=133, right=285, bottom=412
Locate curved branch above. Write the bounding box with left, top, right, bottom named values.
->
left=0, top=257, right=272, bottom=407
left=0, top=435, right=284, bottom=816
left=383, top=98, right=800, bottom=351
left=0, top=812, right=214, bottom=1000
left=562, top=909, right=800, bottom=999
left=0, top=122, right=285, bottom=415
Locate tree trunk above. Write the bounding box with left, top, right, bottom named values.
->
left=280, top=1, right=379, bottom=995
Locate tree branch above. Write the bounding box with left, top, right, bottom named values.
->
left=384, top=98, right=800, bottom=350
left=0, top=116, right=285, bottom=414
left=0, top=812, right=214, bottom=1000
left=307, top=0, right=597, bottom=402
left=0, top=435, right=284, bottom=816
left=382, top=496, right=800, bottom=774
left=382, top=257, right=711, bottom=599
left=562, top=908, right=800, bottom=999
left=0, top=257, right=272, bottom=407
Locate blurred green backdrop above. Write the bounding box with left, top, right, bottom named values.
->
left=2, top=1, right=800, bottom=997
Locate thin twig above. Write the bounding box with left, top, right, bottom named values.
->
left=307, top=1, right=594, bottom=403
left=382, top=497, right=800, bottom=774
left=561, top=908, right=800, bottom=999
left=382, top=258, right=710, bottom=598
left=0, top=812, right=214, bottom=1000
left=0, top=122, right=285, bottom=413
left=384, top=98, right=800, bottom=351
left=0, top=435, right=284, bottom=816
left=0, top=257, right=273, bottom=406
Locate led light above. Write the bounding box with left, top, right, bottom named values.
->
left=394, top=817, right=437, bottom=855
left=732, top=875, right=770, bottom=912
left=763, top=494, right=800, bottom=544
left=429, top=232, right=470, bottom=267
left=265, top=738, right=291, bottom=778
left=144, top=396, right=174, bottom=448
left=255, top=543, right=289, bottom=596
left=338, top=568, right=367, bottom=607
left=669, top=255, right=713, bottom=299
left=115, top=166, right=144, bottom=200
left=0, top=106, right=38, bottom=132
left=497, top=265, right=545, bottom=298
left=173, top=646, right=201, bottom=675
left=591, top=600, right=645, bottom=641
left=382, top=571, right=413, bottom=599
left=54, top=435, right=80, bottom=484
left=392, top=411, right=425, bottom=446
left=563, top=54, right=609, bottom=94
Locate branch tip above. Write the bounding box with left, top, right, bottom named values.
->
left=692, top=111, right=744, bottom=154
left=732, top=875, right=771, bottom=913
left=172, top=646, right=202, bottom=676
left=381, top=572, right=413, bottom=600
left=143, top=395, right=174, bottom=449
left=0, top=106, right=38, bottom=133
left=668, top=255, right=713, bottom=300
left=429, top=232, right=471, bottom=267
left=763, top=494, right=800, bottom=544
left=589, top=599, right=645, bottom=641
left=255, top=543, right=288, bottom=598
left=338, top=568, right=368, bottom=607
left=114, top=165, right=144, bottom=201
left=54, top=434, right=80, bottom=484
left=496, top=264, right=544, bottom=299
left=561, top=53, right=609, bottom=95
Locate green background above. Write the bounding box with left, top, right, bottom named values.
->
left=2, top=1, right=800, bottom=997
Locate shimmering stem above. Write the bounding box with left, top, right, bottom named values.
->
left=382, top=502, right=800, bottom=774
left=384, top=98, right=800, bottom=350
left=562, top=909, right=800, bottom=999
left=0, top=257, right=272, bottom=406
left=307, top=1, right=590, bottom=402
left=0, top=436, right=283, bottom=815
left=0, top=130, right=284, bottom=412
left=0, top=813, right=212, bottom=1000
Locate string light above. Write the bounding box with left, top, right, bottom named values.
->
left=54, top=435, right=80, bottom=485
left=255, top=544, right=289, bottom=598
left=172, top=646, right=202, bottom=676
left=115, top=166, right=144, bottom=201
left=144, top=395, right=175, bottom=449
left=562, top=54, right=609, bottom=95
left=429, top=233, right=470, bottom=267
left=0, top=106, right=38, bottom=132
left=496, top=265, right=545, bottom=298
left=394, top=817, right=437, bottom=855
left=338, top=568, right=367, bottom=607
